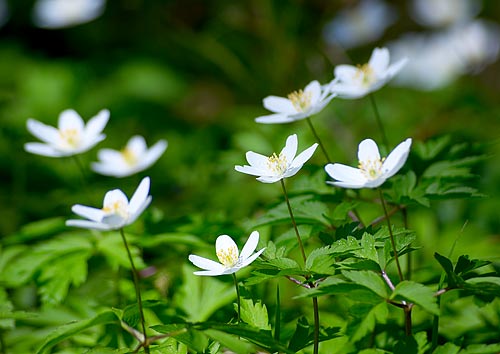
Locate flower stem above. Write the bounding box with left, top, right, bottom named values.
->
left=280, top=179, right=307, bottom=264
left=232, top=273, right=241, bottom=323
left=119, top=228, right=149, bottom=354
left=306, top=117, right=331, bottom=163
left=312, top=296, right=320, bottom=354
left=369, top=94, right=389, bottom=149
left=378, top=189, right=404, bottom=282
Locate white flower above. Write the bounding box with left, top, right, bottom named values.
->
left=235, top=134, right=318, bottom=183
left=91, top=135, right=168, bottom=178
left=33, top=0, right=106, bottom=29
left=255, top=80, right=336, bottom=124
left=188, top=231, right=265, bottom=276
left=323, top=0, right=397, bottom=49
left=66, top=177, right=152, bottom=230
left=410, top=0, right=480, bottom=28
left=325, top=138, right=412, bottom=189
left=25, top=109, right=109, bottom=158
left=329, top=47, right=408, bottom=99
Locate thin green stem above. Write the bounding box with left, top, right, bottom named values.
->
left=402, top=207, right=411, bottom=280
left=369, top=94, right=389, bottom=149
left=119, top=228, right=149, bottom=354
left=274, top=284, right=281, bottom=341
left=378, top=189, right=404, bottom=282
left=280, top=179, right=307, bottom=264
left=72, top=155, right=88, bottom=185
left=232, top=273, right=241, bottom=323
left=312, top=297, right=320, bottom=354
left=305, top=117, right=331, bottom=163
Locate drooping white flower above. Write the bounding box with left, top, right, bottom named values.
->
left=329, top=47, right=408, bottom=99
left=91, top=135, right=167, bottom=178
left=33, top=0, right=106, bottom=29
left=25, top=109, right=109, bottom=158
left=323, top=0, right=397, bottom=49
left=325, top=138, right=412, bottom=189
left=66, top=177, right=152, bottom=230
left=410, top=0, right=480, bottom=28
left=255, top=80, right=336, bottom=124
left=188, top=231, right=265, bottom=276
left=235, top=134, right=318, bottom=183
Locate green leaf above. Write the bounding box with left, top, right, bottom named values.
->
left=391, top=281, right=439, bottom=315
left=306, top=246, right=336, bottom=275
left=96, top=232, right=145, bottom=271
left=151, top=323, right=208, bottom=353
left=3, top=217, right=66, bottom=245
left=343, top=270, right=388, bottom=298
left=36, top=311, right=119, bottom=354
left=432, top=342, right=460, bottom=354
left=461, top=343, right=500, bottom=354
left=353, top=233, right=379, bottom=264
left=288, top=316, right=310, bottom=351
left=139, top=232, right=207, bottom=249
left=239, top=298, right=271, bottom=330
left=347, top=302, right=388, bottom=343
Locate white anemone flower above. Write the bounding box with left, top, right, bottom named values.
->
left=188, top=231, right=265, bottom=276
left=410, top=0, right=480, bottom=28
left=235, top=134, right=318, bottom=183
left=329, top=47, right=408, bottom=99
left=91, top=135, right=168, bottom=178
left=25, top=109, right=109, bottom=158
left=66, top=177, right=152, bottom=230
left=255, top=80, right=336, bottom=124
left=325, top=138, right=412, bottom=189
left=33, top=0, right=106, bottom=29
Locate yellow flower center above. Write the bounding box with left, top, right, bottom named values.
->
left=102, top=200, right=129, bottom=218
left=217, top=245, right=239, bottom=268
left=267, top=152, right=288, bottom=175
left=59, top=128, right=81, bottom=148
left=288, top=90, right=311, bottom=112
left=356, top=63, right=375, bottom=86
left=358, top=157, right=385, bottom=180
left=121, top=147, right=138, bottom=166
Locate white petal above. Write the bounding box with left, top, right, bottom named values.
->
left=263, top=96, right=296, bottom=114
left=246, top=151, right=269, bottom=169
left=66, top=219, right=111, bottom=230
left=77, top=134, right=106, bottom=154
left=97, top=148, right=123, bottom=162
left=239, top=231, right=259, bottom=261
left=290, top=143, right=318, bottom=169
left=327, top=180, right=368, bottom=189
left=256, top=175, right=282, bottom=183
left=58, top=109, right=84, bottom=132
left=71, top=204, right=104, bottom=222
left=234, top=165, right=266, bottom=177
left=304, top=80, right=321, bottom=104
left=334, top=65, right=358, bottom=82
left=255, top=113, right=296, bottom=124
left=188, top=254, right=225, bottom=272
left=138, top=140, right=167, bottom=170
left=369, top=47, right=390, bottom=73
left=358, top=139, right=381, bottom=163
left=216, top=235, right=239, bottom=258
left=103, top=189, right=129, bottom=208
left=280, top=134, right=298, bottom=163
left=325, top=163, right=366, bottom=183
left=382, top=138, right=412, bottom=179
left=330, top=83, right=368, bottom=99
left=126, top=135, right=147, bottom=155
left=84, top=109, right=109, bottom=140
left=193, top=269, right=226, bottom=276
left=240, top=247, right=266, bottom=268
left=386, top=57, right=408, bottom=78
left=129, top=177, right=151, bottom=215
left=282, top=166, right=302, bottom=179
left=91, top=162, right=131, bottom=178
left=24, top=142, right=65, bottom=157
left=127, top=196, right=152, bottom=225
left=26, top=119, right=60, bottom=145
left=101, top=214, right=126, bottom=229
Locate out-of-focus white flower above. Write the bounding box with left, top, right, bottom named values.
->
left=66, top=177, right=152, bottom=230
left=255, top=80, right=336, bottom=124
left=25, top=109, right=109, bottom=158
left=323, top=0, right=397, bottom=49
left=235, top=134, right=318, bottom=183
left=410, top=0, right=481, bottom=28
left=450, top=20, right=500, bottom=73
left=325, top=138, right=412, bottom=189
left=33, top=0, right=106, bottom=29
left=188, top=231, right=265, bottom=276
left=92, top=135, right=167, bottom=178
left=329, top=47, right=407, bottom=99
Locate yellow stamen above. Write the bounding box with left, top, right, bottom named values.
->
left=355, top=63, right=375, bottom=86
left=267, top=152, right=288, bottom=175
left=358, top=157, right=385, bottom=180
left=121, top=147, right=138, bottom=166
left=288, top=90, right=312, bottom=112
left=59, top=128, right=81, bottom=148
left=217, top=245, right=239, bottom=267
left=102, top=200, right=128, bottom=218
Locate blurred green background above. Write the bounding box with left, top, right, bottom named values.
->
left=1, top=0, right=499, bottom=259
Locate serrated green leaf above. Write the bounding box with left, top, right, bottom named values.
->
left=343, top=270, right=388, bottom=298
left=305, top=246, right=335, bottom=275
left=331, top=201, right=359, bottom=221
left=391, top=281, right=439, bottom=315
left=96, top=232, right=145, bottom=271
left=461, top=343, right=500, bottom=354
left=432, top=342, right=460, bottom=354
left=239, top=298, right=270, bottom=330
left=36, top=311, right=119, bottom=354
left=152, top=323, right=207, bottom=353
left=353, top=233, right=379, bottom=264
left=347, top=302, right=388, bottom=343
